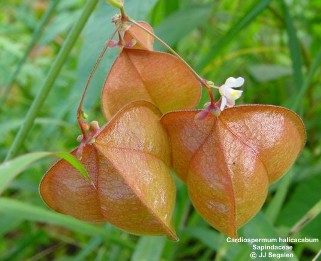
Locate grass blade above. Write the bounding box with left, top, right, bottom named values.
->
left=265, top=4, right=321, bottom=226
left=266, top=40, right=321, bottom=228
left=0, top=151, right=91, bottom=195
left=155, top=4, right=212, bottom=47
left=131, top=236, right=166, bottom=261
left=73, top=236, right=103, bottom=261
left=265, top=171, right=293, bottom=224
left=0, top=1, right=59, bottom=108
left=0, top=198, right=134, bottom=249
left=291, top=47, right=321, bottom=111
left=276, top=173, right=321, bottom=238
left=55, top=152, right=91, bottom=181
left=197, top=0, right=272, bottom=71
left=5, top=0, right=99, bottom=161
left=0, top=152, right=51, bottom=194
left=182, top=227, right=221, bottom=251
left=282, top=1, right=303, bottom=91
left=288, top=198, right=321, bottom=236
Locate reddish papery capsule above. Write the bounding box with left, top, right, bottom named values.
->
left=161, top=105, right=306, bottom=237
left=123, top=21, right=154, bottom=50
left=101, top=48, right=201, bottom=119
left=40, top=101, right=177, bottom=240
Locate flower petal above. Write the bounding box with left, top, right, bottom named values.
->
left=225, top=77, right=244, bottom=88
left=220, top=96, right=227, bottom=111
left=219, top=84, right=230, bottom=97
left=225, top=90, right=243, bottom=101
left=226, top=98, right=236, bottom=107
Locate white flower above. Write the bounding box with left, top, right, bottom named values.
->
left=219, top=77, right=244, bottom=110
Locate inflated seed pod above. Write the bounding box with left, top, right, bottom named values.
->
left=123, top=21, right=154, bottom=50
left=161, top=105, right=306, bottom=237
left=101, top=48, right=201, bottom=119
left=40, top=101, right=177, bottom=240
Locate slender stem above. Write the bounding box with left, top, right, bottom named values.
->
left=120, top=6, right=126, bottom=18
left=5, top=0, right=99, bottom=162
left=312, top=250, right=321, bottom=261
left=77, top=27, right=119, bottom=139
left=126, top=17, right=215, bottom=104
left=127, top=17, right=199, bottom=79
left=288, top=198, right=321, bottom=236
left=0, top=1, right=59, bottom=110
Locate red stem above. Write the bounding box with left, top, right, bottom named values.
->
left=77, top=27, right=120, bottom=138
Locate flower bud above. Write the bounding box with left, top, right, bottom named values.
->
left=106, top=0, right=124, bottom=9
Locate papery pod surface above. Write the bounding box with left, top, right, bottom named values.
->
left=123, top=21, right=154, bottom=50
left=101, top=48, right=201, bottom=119
left=161, top=105, right=306, bottom=237
left=40, top=101, right=177, bottom=240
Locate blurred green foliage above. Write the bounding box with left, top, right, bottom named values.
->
left=0, top=0, right=321, bottom=260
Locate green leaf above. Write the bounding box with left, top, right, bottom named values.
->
left=54, top=152, right=91, bottom=181
left=40, top=10, right=81, bottom=44
left=241, top=212, right=299, bottom=261
left=0, top=229, right=45, bottom=261
left=248, top=64, right=292, bottom=82
left=0, top=215, right=23, bottom=236
left=155, top=5, right=212, bottom=48
left=106, top=0, right=123, bottom=9
left=182, top=227, right=221, bottom=251
left=197, top=0, right=272, bottom=70
left=0, top=152, right=51, bottom=194
left=131, top=236, right=166, bottom=261
left=265, top=171, right=294, bottom=225
left=0, top=118, right=71, bottom=141
left=73, top=236, right=103, bottom=261
left=276, top=174, right=321, bottom=238
left=291, top=47, right=321, bottom=111
left=0, top=198, right=134, bottom=249
left=0, top=198, right=103, bottom=236
left=4, top=0, right=99, bottom=161
left=0, top=0, right=59, bottom=108
left=282, top=1, right=303, bottom=91
left=0, top=151, right=91, bottom=195
left=288, top=198, right=321, bottom=236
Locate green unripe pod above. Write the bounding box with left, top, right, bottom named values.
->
left=106, top=0, right=124, bottom=9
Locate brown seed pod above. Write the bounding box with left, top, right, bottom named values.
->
left=161, top=105, right=306, bottom=237
left=123, top=21, right=154, bottom=50
left=101, top=48, right=201, bottom=119
left=40, top=101, right=177, bottom=240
